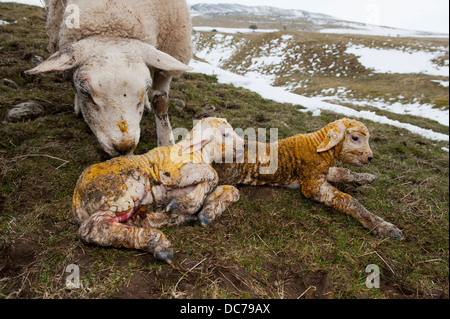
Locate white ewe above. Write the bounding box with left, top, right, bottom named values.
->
left=26, top=0, right=193, bottom=156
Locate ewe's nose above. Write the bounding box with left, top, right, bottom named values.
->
left=113, top=142, right=136, bottom=156
left=368, top=156, right=374, bottom=163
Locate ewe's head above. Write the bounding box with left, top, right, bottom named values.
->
left=180, top=118, right=245, bottom=164
left=25, top=38, right=191, bottom=157
left=317, top=119, right=373, bottom=167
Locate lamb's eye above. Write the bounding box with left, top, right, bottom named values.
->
left=351, top=135, right=359, bottom=142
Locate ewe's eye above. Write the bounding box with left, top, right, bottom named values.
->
left=351, top=135, right=359, bottom=142
left=79, top=87, right=93, bottom=100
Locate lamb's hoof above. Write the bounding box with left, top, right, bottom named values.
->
left=374, top=222, right=404, bottom=240
left=184, top=215, right=199, bottom=226
left=356, top=173, right=377, bottom=186
left=165, top=198, right=178, bottom=215
left=155, top=250, right=174, bottom=264
left=198, top=214, right=209, bottom=227
left=392, top=233, right=404, bottom=240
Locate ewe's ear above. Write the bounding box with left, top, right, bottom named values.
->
left=25, top=47, right=78, bottom=74
left=317, top=122, right=346, bottom=153
left=141, top=43, right=192, bottom=72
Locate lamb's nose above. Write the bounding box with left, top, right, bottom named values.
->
left=368, top=156, right=374, bottom=163
left=113, top=143, right=135, bottom=156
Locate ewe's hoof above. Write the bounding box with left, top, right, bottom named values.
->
left=198, top=214, right=209, bottom=227
left=165, top=198, right=178, bottom=215
left=155, top=250, right=174, bottom=264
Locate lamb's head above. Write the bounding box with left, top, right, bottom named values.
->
left=180, top=117, right=245, bottom=164
left=25, top=38, right=191, bottom=157
left=317, top=119, right=373, bottom=167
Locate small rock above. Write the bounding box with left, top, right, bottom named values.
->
left=31, top=55, right=44, bottom=66
left=2, top=78, right=19, bottom=89
left=203, top=104, right=216, bottom=113
left=172, top=98, right=186, bottom=111
left=6, top=101, right=44, bottom=122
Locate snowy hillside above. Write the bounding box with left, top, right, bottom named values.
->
left=190, top=3, right=333, bottom=22
left=190, top=28, right=449, bottom=143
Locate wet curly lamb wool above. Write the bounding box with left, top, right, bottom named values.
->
left=72, top=118, right=244, bottom=264
left=214, top=118, right=404, bottom=239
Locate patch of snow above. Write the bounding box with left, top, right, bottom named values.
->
left=346, top=45, right=449, bottom=77
left=431, top=80, right=450, bottom=88
left=193, top=33, right=242, bottom=67
left=189, top=59, right=449, bottom=143
left=321, top=27, right=449, bottom=39
left=0, top=20, right=10, bottom=25
left=314, top=95, right=449, bottom=126
left=442, top=147, right=449, bottom=153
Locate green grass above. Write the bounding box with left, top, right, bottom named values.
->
left=0, top=2, right=449, bottom=299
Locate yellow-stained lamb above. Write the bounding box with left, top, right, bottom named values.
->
left=72, top=118, right=244, bottom=264
left=213, top=118, right=403, bottom=239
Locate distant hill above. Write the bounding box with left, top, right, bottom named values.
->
left=190, top=3, right=449, bottom=38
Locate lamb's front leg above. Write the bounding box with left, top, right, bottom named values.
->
left=162, top=163, right=219, bottom=216
left=327, top=167, right=377, bottom=186
left=197, top=185, right=240, bottom=226
left=166, top=181, right=218, bottom=217
left=128, top=210, right=199, bottom=228
left=301, top=178, right=403, bottom=239
left=78, top=211, right=174, bottom=263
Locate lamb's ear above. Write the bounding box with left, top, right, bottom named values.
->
left=25, top=47, right=78, bottom=74
left=141, top=43, right=192, bottom=72
left=317, top=122, right=346, bottom=153
left=182, top=139, right=211, bottom=155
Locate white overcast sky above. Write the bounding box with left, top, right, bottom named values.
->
left=1, top=0, right=449, bottom=33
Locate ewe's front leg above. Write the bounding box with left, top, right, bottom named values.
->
left=79, top=211, right=174, bottom=263
left=151, top=71, right=174, bottom=147
left=327, top=167, right=377, bottom=186
left=197, top=185, right=240, bottom=226
left=301, top=178, right=403, bottom=239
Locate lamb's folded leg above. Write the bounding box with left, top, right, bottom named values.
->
left=327, top=167, right=377, bottom=186
left=78, top=211, right=174, bottom=263
left=166, top=181, right=218, bottom=217
left=163, top=163, right=219, bottom=216
left=301, top=178, right=403, bottom=239
left=197, top=185, right=240, bottom=226
left=128, top=210, right=198, bottom=228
